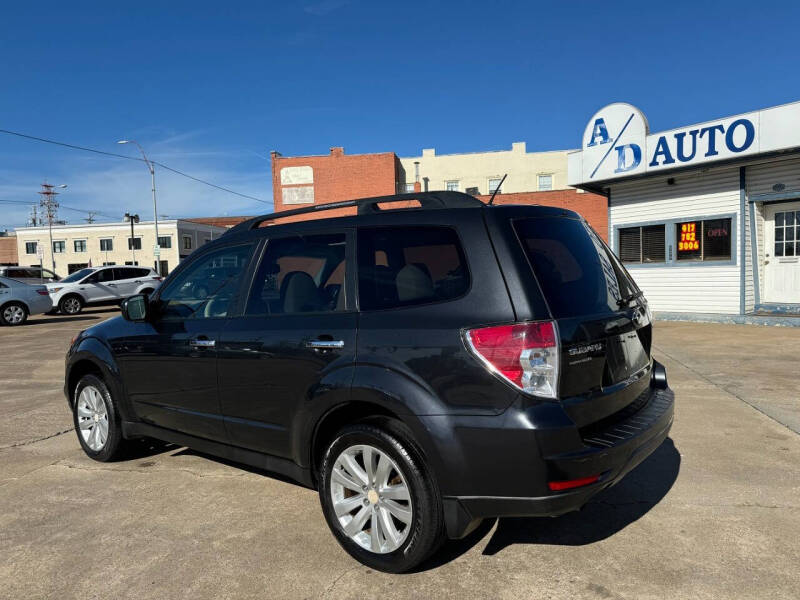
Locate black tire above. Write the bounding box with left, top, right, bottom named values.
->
left=72, top=374, right=128, bottom=462
left=59, top=294, right=83, bottom=315
left=0, top=301, right=28, bottom=326
left=319, top=422, right=444, bottom=573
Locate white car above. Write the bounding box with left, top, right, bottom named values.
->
left=0, top=276, right=53, bottom=326
left=47, top=266, right=162, bottom=315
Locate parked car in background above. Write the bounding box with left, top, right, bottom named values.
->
left=0, top=266, right=60, bottom=284
left=63, top=192, right=674, bottom=572
left=0, top=276, right=53, bottom=325
left=48, top=266, right=162, bottom=315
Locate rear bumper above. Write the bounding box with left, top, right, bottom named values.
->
left=440, top=383, right=674, bottom=538
left=28, top=294, right=53, bottom=315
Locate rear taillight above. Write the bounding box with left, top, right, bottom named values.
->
left=465, top=321, right=560, bottom=399
left=36, top=290, right=49, bottom=296
left=154, top=277, right=163, bottom=281
left=548, top=475, right=599, bottom=491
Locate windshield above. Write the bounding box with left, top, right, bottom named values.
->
left=514, top=216, right=638, bottom=319
left=61, top=268, right=95, bottom=283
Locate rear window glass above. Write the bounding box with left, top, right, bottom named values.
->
left=357, top=226, right=469, bottom=311
left=514, top=217, right=637, bottom=319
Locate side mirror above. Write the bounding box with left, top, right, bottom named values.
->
left=121, top=294, right=148, bottom=322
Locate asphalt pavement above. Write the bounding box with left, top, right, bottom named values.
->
left=1, top=310, right=799, bottom=599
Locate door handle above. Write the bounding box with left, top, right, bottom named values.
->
left=306, top=340, right=345, bottom=349
left=108, top=284, right=117, bottom=287
left=190, top=338, right=216, bottom=349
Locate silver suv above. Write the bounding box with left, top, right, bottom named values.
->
left=0, top=266, right=60, bottom=284
left=48, top=266, right=162, bottom=315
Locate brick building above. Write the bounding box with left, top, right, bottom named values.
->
left=0, top=233, right=18, bottom=266
left=270, top=147, right=402, bottom=223
left=476, top=190, right=608, bottom=240
left=270, top=146, right=608, bottom=239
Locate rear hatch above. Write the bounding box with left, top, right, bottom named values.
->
left=513, top=215, right=653, bottom=427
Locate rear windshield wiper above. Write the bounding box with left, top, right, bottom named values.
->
left=617, top=290, right=644, bottom=307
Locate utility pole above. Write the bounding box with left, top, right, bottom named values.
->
left=38, top=182, right=67, bottom=273
left=124, top=212, right=140, bottom=265
left=28, top=204, right=39, bottom=227
left=84, top=211, right=97, bottom=224
left=118, top=140, right=160, bottom=275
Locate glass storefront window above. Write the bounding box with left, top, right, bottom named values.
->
left=676, top=218, right=732, bottom=262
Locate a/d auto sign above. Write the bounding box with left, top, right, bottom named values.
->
left=568, top=101, right=800, bottom=185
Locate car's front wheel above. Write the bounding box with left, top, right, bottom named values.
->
left=59, top=295, right=83, bottom=315
left=0, top=302, right=28, bottom=326
left=72, top=374, right=128, bottom=461
left=319, top=422, right=444, bottom=573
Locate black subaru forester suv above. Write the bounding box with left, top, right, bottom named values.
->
left=64, top=192, right=674, bottom=572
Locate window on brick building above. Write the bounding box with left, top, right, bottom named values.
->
left=488, top=178, right=503, bottom=195
left=445, top=180, right=459, bottom=192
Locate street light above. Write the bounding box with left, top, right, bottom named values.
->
left=118, top=140, right=160, bottom=275
left=124, top=212, right=140, bottom=265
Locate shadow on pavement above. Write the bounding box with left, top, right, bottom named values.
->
left=117, top=433, right=680, bottom=572
left=169, top=447, right=308, bottom=487
left=25, top=315, right=102, bottom=326
left=415, top=437, right=681, bottom=571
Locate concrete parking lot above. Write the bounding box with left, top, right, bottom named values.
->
left=1, top=310, right=799, bottom=599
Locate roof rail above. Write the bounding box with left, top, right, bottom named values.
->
left=226, top=191, right=485, bottom=234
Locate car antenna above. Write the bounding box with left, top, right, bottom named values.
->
left=487, top=174, right=507, bottom=205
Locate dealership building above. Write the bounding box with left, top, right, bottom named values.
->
left=568, top=101, right=800, bottom=318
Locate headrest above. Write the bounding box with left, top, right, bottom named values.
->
left=395, top=264, right=434, bottom=302
left=280, top=271, right=322, bottom=313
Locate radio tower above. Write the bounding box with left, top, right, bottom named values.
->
left=38, top=182, right=64, bottom=272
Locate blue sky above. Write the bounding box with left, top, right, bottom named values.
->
left=1, top=0, right=799, bottom=229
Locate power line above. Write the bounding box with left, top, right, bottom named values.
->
left=0, top=198, right=117, bottom=221
left=0, top=129, right=145, bottom=162
left=152, top=162, right=270, bottom=204
left=0, top=128, right=272, bottom=205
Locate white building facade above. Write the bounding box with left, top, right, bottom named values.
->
left=568, top=101, right=800, bottom=316
left=400, top=142, right=572, bottom=196
left=15, top=219, right=226, bottom=278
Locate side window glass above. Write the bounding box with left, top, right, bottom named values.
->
left=357, top=226, right=470, bottom=311
left=87, top=269, right=113, bottom=283
left=246, top=233, right=346, bottom=315
left=157, top=244, right=253, bottom=320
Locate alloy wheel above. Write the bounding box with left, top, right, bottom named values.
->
left=330, top=444, right=413, bottom=554
left=3, top=304, right=25, bottom=325
left=62, top=297, right=81, bottom=314
left=76, top=385, right=109, bottom=451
